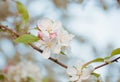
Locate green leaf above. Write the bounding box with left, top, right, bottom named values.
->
left=111, top=48, right=120, bottom=56
left=0, top=74, right=5, bottom=80
left=91, top=58, right=104, bottom=62
left=14, top=34, right=39, bottom=44
left=91, top=72, right=100, bottom=78
left=104, top=56, right=111, bottom=60
left=104, top=48, right=120, bottom=60
left=16, top=1, right=29, bottom=24
left=82, top=58, right=104, bottom=69
left=60, top=51, right=66, bottom=55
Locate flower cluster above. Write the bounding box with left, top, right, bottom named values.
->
left=35, top=18, right=74, bottom=59
left=67, top=61, right=102, bottom=82
left=4, top=62, right=41, bottom=82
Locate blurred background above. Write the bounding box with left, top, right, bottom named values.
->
left=0, top=0, right=120, bottom=82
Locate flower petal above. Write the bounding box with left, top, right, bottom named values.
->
left=82, top=75, right=98, bottom=82
left=67, top=66, right=77, bottom=75
left=81, top=66, right=93, bottom=80
left=42, top=48, right=50, bottom=59
left=38, top=31, right=43, bottom=39
left=53, top=21, right=62, bottom=31
left=69, top=75, right=79, bottom=81
left=37, top=18, right=52, bottom=31
left=49, top=32, right=57, bottom=39
left=53, top=44, right=61, bottom=54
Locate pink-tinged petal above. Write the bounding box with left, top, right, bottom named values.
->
left=49, top=32, right=57, bottom=39
left=42, top=48, right=50, bottom=59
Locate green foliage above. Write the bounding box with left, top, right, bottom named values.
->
left=82, top=58, right=104, bottom=69
left=90, top=58, right=104, bottom=62
left=14, top=34, right=39, bottom=44
left=16, top=1, right=29, bottom=24
left=111, top=48, right=120, bottom=56
left=91, top=73, right=101, bottom=82
left=60, top=51, right=66, bottom=55
left=103, top=48, right=120, bottom=60
left=82, top=48, right=120, bottom=69
left=104, top=56, right=111, bottom=60
left=91, top=72, right=100, bottom=78
left=0, top=74, right=5, bottom=80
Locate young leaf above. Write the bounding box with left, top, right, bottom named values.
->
left=82, top=58, right=104, bottom=69
left=14, top=34, right=39, bottom=44
left=91, top=72, right=100, bottom=78
left=91, top=58, right=104, bottom=62
left=104, top=56, right=111, bottom=60
left=16, top=1, right=29, bottom=24
left=60, top=51, right=66, bottom=55
left=111, top=48, right=120, bottom=56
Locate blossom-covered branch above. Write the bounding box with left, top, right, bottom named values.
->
left=0, top=25, right=67, bottom=69
left=94, top=56, right=120, bottom=70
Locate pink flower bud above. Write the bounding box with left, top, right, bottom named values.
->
left=50, top=32, right=57, bottom=39
left=38, top=31, right=43, bottom=39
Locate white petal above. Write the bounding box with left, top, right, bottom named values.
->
left=82, top=75, right=98, bottom=82
left=77, top=79, right=83, bottom=82
left=42, top=48, right=50, bottom=59
left=53, top=44, right=61, bottom=54
left=67, top=66, right=77, bottom=75
left=81, top=66, right=93, bottom=80
left=34, top=40, right=46, bottom=48
left=75, top=61, right=83, bottom=72
left=53, top=21, right=62, bottom=31
left=37, top=18, right=52, bottom=31
left=69, top=75, right=79, bottom=81
left=42, top=31, right=49, bottom=37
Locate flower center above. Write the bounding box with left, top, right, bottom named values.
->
left=47, top=27, right=52, bottom=33
left=77, top=72, right=81, bottom=76
left=46, top=42, right=51, bottom=47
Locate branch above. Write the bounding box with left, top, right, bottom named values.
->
left=0, top=25, right=67, bottom=69
left=94, top=56, right=120, bottom=70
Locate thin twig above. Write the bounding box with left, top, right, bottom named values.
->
left=94, top=56, right=120, bottom=70
left=0, top=25, right=67, bottom=69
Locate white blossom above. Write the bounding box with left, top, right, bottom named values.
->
left=37, top=18, right=61, bottom=37
left=67, top=62, right=101, bottom=82
left=36, top=37, right=58, bottom=59
left=5, top=62, right=41, bottom=82
left=35, top=18, right=74, bottom=59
